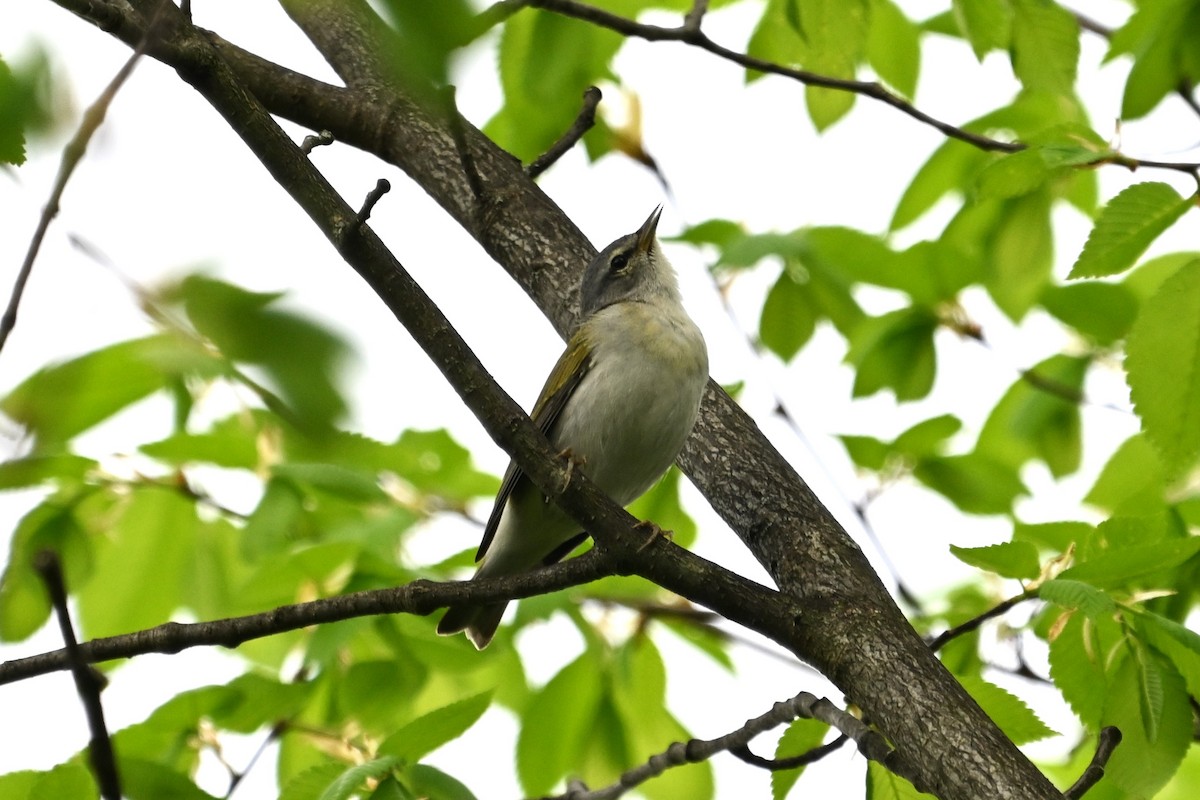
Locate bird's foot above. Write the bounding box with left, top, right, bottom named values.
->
left=634, top=520, right=673, bottom=552
left=556, top=448, right=586, bottom=492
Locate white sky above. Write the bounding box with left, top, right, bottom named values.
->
left=1, top=0, right=1196, bottom=797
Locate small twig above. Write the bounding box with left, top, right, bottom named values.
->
left=441, top=85, right=486, bottom=203
left=548, top=692, right=908, bottom=800
left=1064, top=726, right=1122, bottom=799
left=928, top=591, right=1034, bottom=653
left=34, top=551, right=122, bottom=800
left=226, top=721, right=285, bottom=798
left=354, top=178, right=391, bottom=227
left=682, top=0, right=710, bottom=33
left=730, top=734, right=848, bottom=771
left=0, top=12, right=158, bottom=355
left=526, top=86, right=603, bottom=178
left=300, top=129, right=334, bottom=154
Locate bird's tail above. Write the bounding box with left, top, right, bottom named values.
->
left=436, top=601, right=508, bottom=650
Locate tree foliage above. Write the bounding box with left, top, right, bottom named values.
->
left=2, top=1, right=1200, bottom=799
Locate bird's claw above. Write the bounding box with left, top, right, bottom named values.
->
left=557, top=448, right=586, bottom=493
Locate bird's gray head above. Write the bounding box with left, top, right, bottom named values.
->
left=579, top=206, right=682, bottom=317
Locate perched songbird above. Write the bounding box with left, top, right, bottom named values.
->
left=437, top=207, right=709, bottom=649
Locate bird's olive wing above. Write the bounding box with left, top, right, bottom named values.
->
left=474, top=333, right=593, bottom=561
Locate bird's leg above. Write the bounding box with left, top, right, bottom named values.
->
left=634, top=520, right=673, bottom=552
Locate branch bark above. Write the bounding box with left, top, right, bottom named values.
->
left=43, top=1, right=1062, bottom=797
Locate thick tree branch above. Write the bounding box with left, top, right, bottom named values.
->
left=2, top=550, right=615, bottom=685
left=43, top=1, right=1062, bottom=797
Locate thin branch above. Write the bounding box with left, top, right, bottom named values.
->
left=351, top=178, right=390, bottom=229
left=441, top=85, right=486, bottom=203
left=547, top=692, right=912, bottom=800
left=1064, top=727, right=1122, bottom=799
left=34, top=551, right=122, bottom=800
left=300, top=129, right=334, bottom=154
left=526, top=0, right=1200, bottom=177
left=730, top=734, right=848, bottom=771
left=527, top=86, right=602, bottom=178
left=0, top=550, right=615, bottom=685
left=928, top=591, right=1035, bottom=653
left=226, top=722, right=284, bottom=799
left=682, top=0, right=709, bottom=33
left=0, top=10, right=157, bottom=356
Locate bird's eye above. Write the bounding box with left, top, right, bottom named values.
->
left=610, top=251, right=630, bottom=273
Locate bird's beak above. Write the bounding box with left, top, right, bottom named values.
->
left=636, top=205, right=663, bottom=254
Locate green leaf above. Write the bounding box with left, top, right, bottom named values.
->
left=274, top=463, right=387, bottom=502
left=865, top=760, right=937, bottom=798
left=1069, top=183, right=1194, bottom=278
left=771, top=719, right=830, bottom=800
left=799, top=0, right=868, bottom=130
left=913, top=452, right=1026, bottom=515
left=387, top=429, right=499, bottom=502
left=1125, top=259, right=1200, bottom=472
left=1060, top=536, right=1200, bottom=588
left=627, top=467, right=697, bottom=548
left=866, top=0, right=920, bottom=97
left=672, top=218, right=745, bottom=250
left=1012, top=520, right=1092, bottom=553
left=956, top=675, right=1056, bottom=744
left=845, top=307, right=938, bottom=400
left=1133, top=610, right=1200, bottom=700
left=1046, top=612, right=1115, bottom=727
left=974, top=144, right=1108, bottom=201
left=517, top=650, right=606, bottom=795
left=120, top=757, right=218, bottom=800
left=1124, top=250, right=1200, bottom=301
left=949, top=541, right=1040, bottom=580
left=319, top=758, right=403, bottom=800
left=140, top=413, right=261, bottom=469
left=1040, top=281, right=1138, bottom=345
left=401, top=765, right=477, bottom=800
left=840, top=434, right=891, bottom=470
left=0, top=454, right=95, bottom=490
left=379, top=691, right=493, bottom=762
left=760, top=269, right=818, bottom=359
left=1084, top=434, right=1166, bottom=515
left=986, top=190, right=1054, bottom=319
left=891, top=140, right=983, bottom=231
left=0, top=499, right=92, bottom=641
left=976, top=354, right=1088, bottom=478
left=950, top=0, right=1012, bottom=59
left=77, top=487, right=200, bottom=638
left=1009, top=0, right=1079, bottom=96
left=1038, top=579, right=1115, bottom=618
left=376, top=0, right=480, bottom=87
left=1101, top=650, right=1192, bottom=797
left=892, top=415, right=962, bottom=457
left=175, top=275, right=350, bottom=430
left=0, top=334, right=218, bottom=449
left=0, top=50, right=62, bottom=166
left=280, top=763, right=347, bottom=800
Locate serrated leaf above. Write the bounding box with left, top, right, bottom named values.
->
left=950, top=541, right=1040, bottom=580
left=1084, top=434, right=1166, bottom=515
left=771, top=718, right=830, bottom=800
left=379, top=691, right=493, bottom=763
left=1102, top=650, right=1192, bottom=797
left=1060, top=536, right=1200, bottom=588
left=317, top=758, right=403, bottom=800
left=1070, top=183, right=1194, bottom=278
left=1046, top=612, right=1114, bottom=726
left=1125, top=259, right=1200, bottom=472
left=1038, top=579, right=1115, bottom=618
left=956, top=675, right=1056, bottom=744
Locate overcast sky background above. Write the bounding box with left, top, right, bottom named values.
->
left=2, top=0, right=1196, bottom=796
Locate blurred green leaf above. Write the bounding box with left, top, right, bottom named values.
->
left=400, top=765, right=476, bottom=800
left=866, top=760, right=937, bottom=798
left=517, top=650, right=605, bottom=795
left=976, top=354, right=1087, bottom=478
left=986, top=190, right=1054, bottom=320
left=950, top=0, right=1012, bottom=59
left=0, top=498, right=91, bottom=641
left=771, top=719, right=830, bottom=800
left=280, top=762, right=347, bottom=800
left=1040, top=281, right=1138, bottom=345
left=628, top=467, right=697, bottom=548
left=379, top=691, right=492, bottom=763
left=1010, top=0, right=1079, bottom=96
left=120, top=757, right=218, bottom=800
left=377, top=0, right=479, bottom=87
left=1125, top=259, right=1200, bottom=473
left=949, top=541, right=1040, bottom=580
left=140, top=413, right=261, bottom=469
left=1, top=334, right=219, bottom=450
left=0, top=453, right=95, bottom=490
left=1060, top=535, right=1200, bottom=589
left=318, top=758, right=403, bottom=800
left=672, top=218, right=745, bottom=251
left=893, top=415, right=962, bottom=457
left=914, top=452, right=1026, bottom=515
left=0, top=49, right=61, bottom=165
left=1084, top=434, right=1166, bottom=515
left=845, top=307, right=938, bottom=400
left=866, top=0, right=919, bottom=97
left=1069, top=182, right=1193, bottom=279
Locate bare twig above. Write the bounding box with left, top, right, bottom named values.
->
left=527, top=0, right=1200, bottom=176
left=300, top=129, right=334, bottom=154
left=0, top=13, right=157, bottom=355
left=527, top=86, right=602, bottom=178
left=730, top=734, right=848, bottom=771
left=354, top=178, right=390, bottom=227
left=548, top=692, right=913, bottom=800
left=441, top=85, right=486, bottom=203
left=1064, top=726, right=1122, bottom=799
left=34, top=551, right=122, bottom=800
left=928, top=591, right=1034, bottom=653
left=0, top=550, right=615, bottom=685
left=682, top=0, right=709, bottom=33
